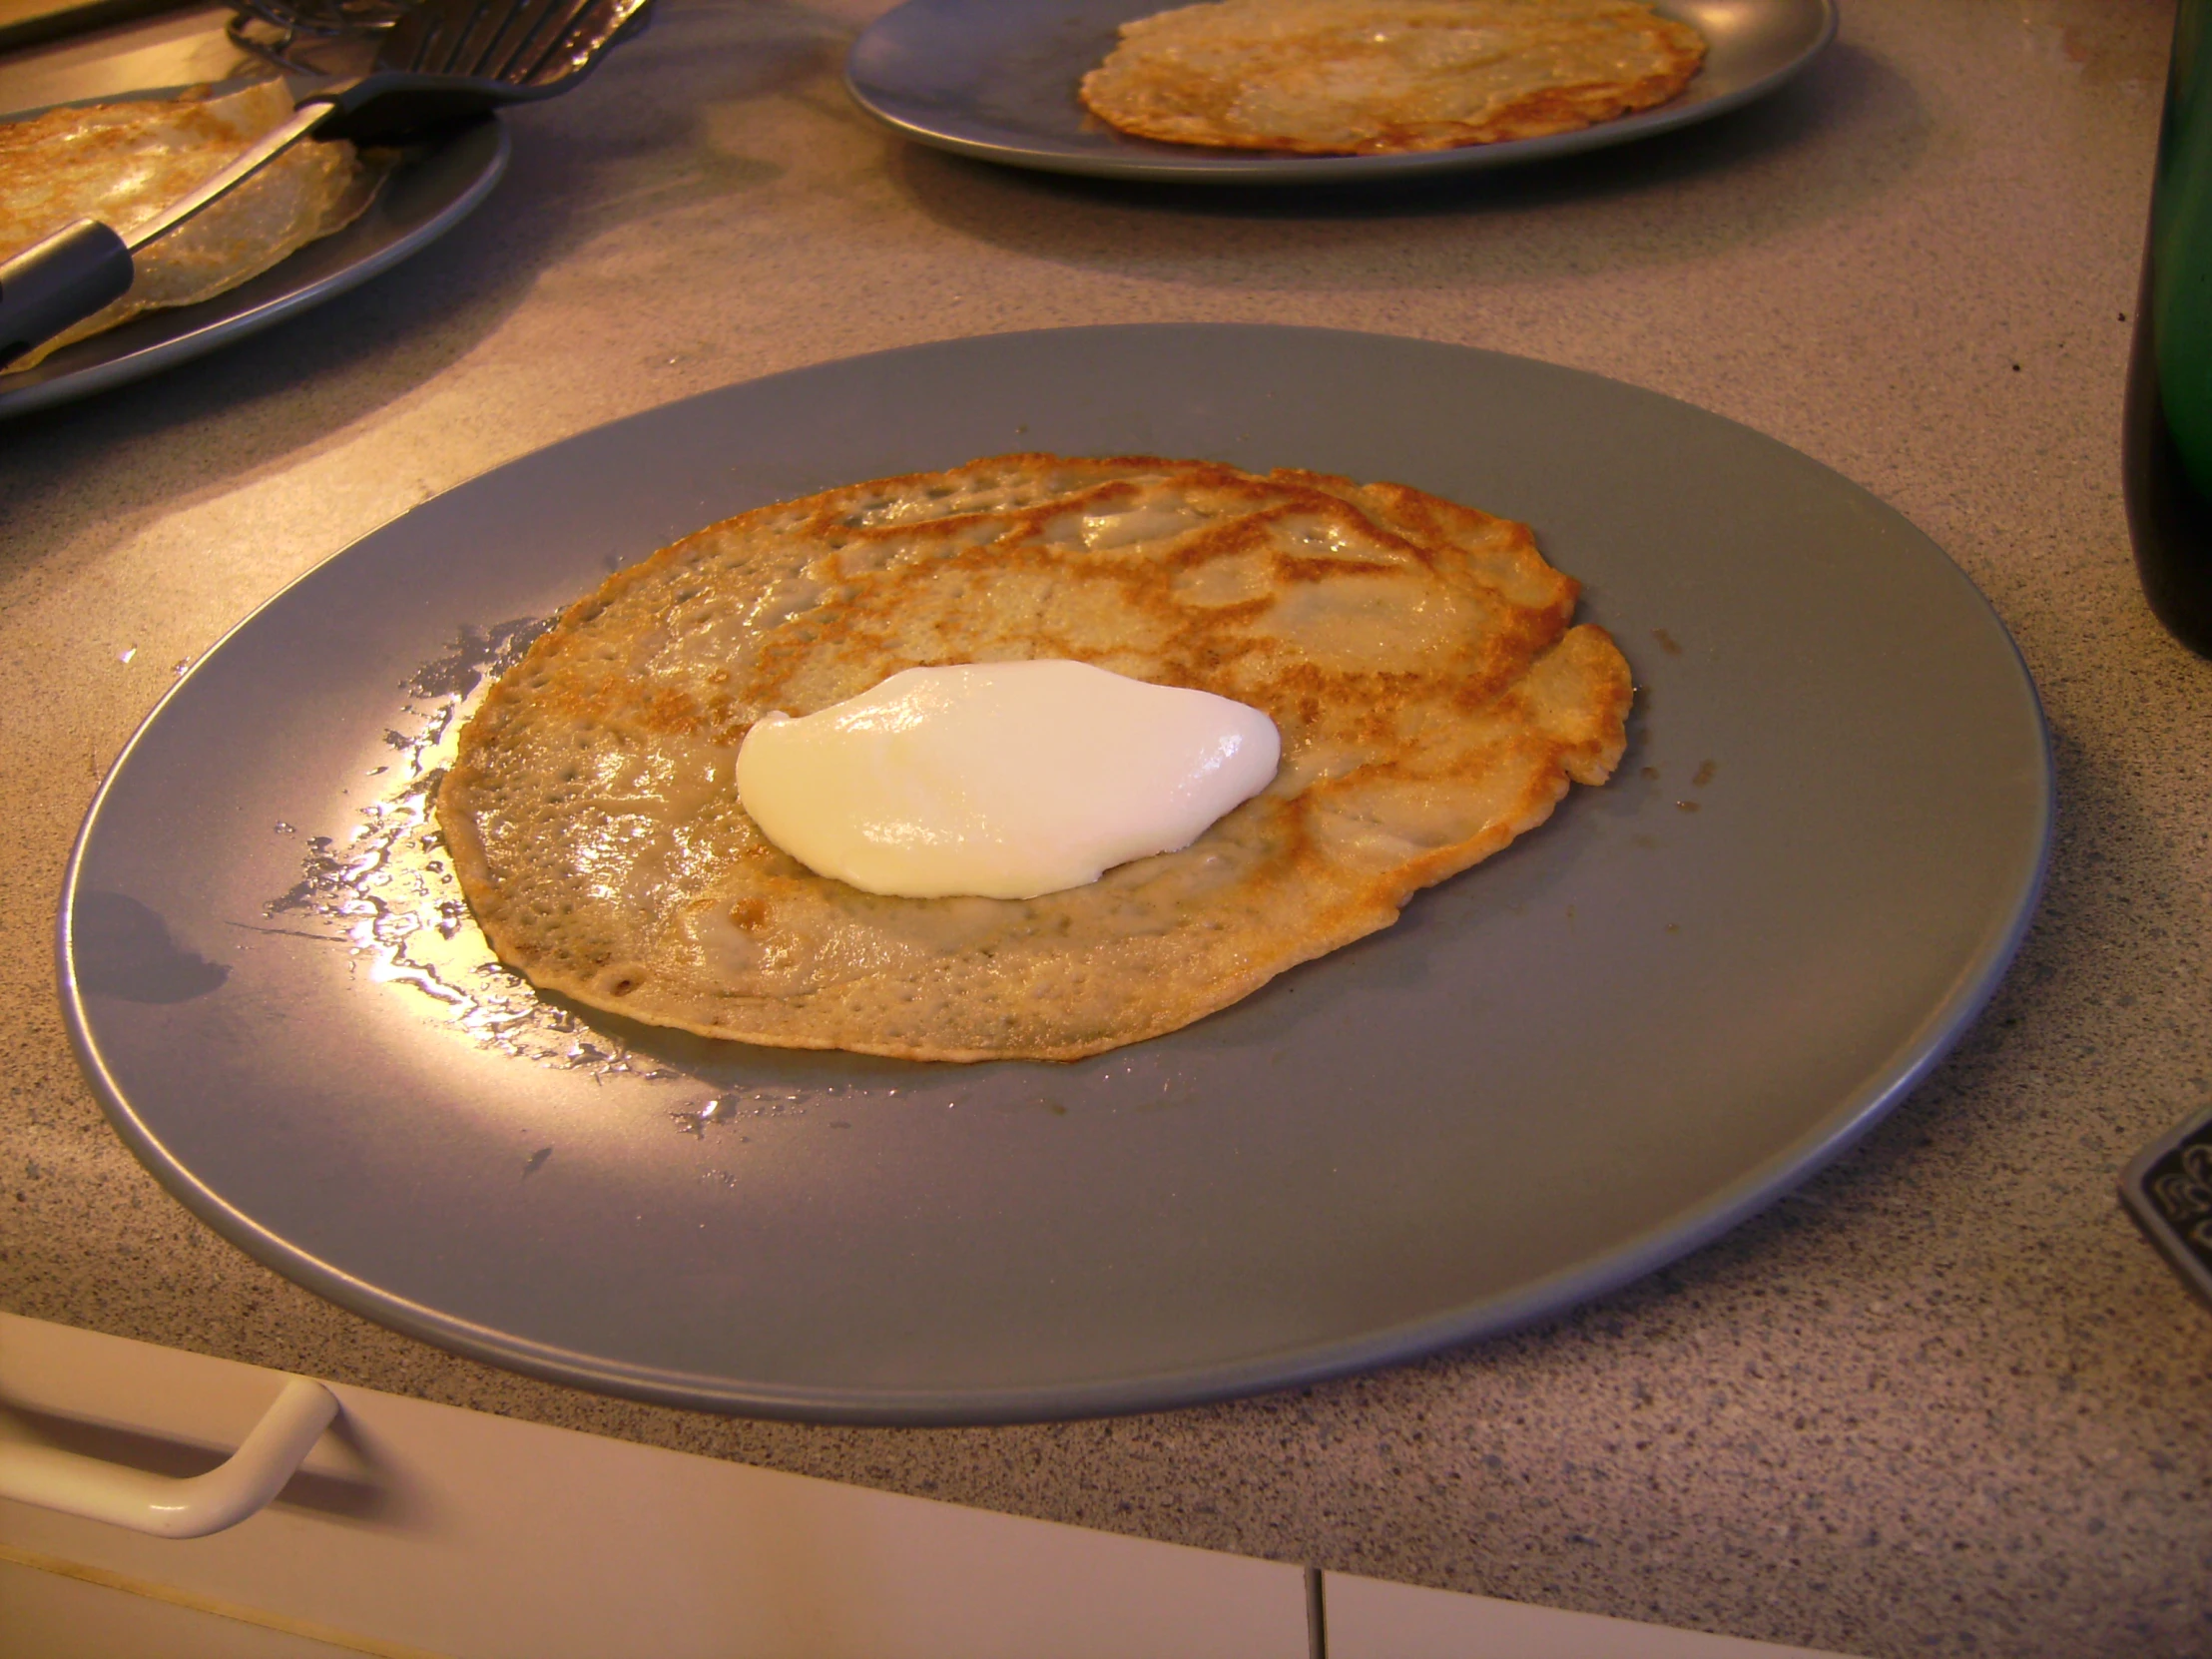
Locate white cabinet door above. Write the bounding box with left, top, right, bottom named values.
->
left=0, top=1314, right=1308, bottom=1658
left=1, top=1314, right=1857, bottom=1659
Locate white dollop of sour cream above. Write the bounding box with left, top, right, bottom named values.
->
left=736, top=661, right=1281, bottom=899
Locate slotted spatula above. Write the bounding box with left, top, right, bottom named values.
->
left=0, top=0, right=652, bottom=368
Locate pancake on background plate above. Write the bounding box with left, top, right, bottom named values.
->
left=437, top=454, right=1633, bottom=1062
left=0, top=78, right=382, bottom=370
left=1079, top=0, right=1706, bottom=156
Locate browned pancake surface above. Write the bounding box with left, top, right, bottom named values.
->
left=437, top=455, right=1633, bottom=1061
left=1079, top=0, right=1705, bottom=156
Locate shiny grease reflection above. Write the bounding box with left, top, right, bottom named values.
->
left=262, top=617, right=674, bottom=1076
left=261, top=622, right=1180, bottom=1131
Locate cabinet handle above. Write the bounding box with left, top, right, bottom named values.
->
left=0, top=1377, right=337, bottom=1538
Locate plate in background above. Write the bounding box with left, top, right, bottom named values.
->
left=844, top=0, right=1837, bottom=185
left=0, top=110, right=506, bottom=420
left=60, top=324, right=2049, bottom=1423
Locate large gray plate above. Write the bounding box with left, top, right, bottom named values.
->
left=0, top=113, right=507, bottom=420
left=60, top=325, right=2049, bottom=1423
left=845, top=0, right=1836, bottom=185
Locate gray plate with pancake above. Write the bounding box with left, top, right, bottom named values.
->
left=60, top=324, right=2049, bottom=1423
left=845, top=0, right=1836, bottom=185
left=0, top=111, right=506, bottom=420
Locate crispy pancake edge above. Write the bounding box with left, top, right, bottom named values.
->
left=436, top=454, right=1634, bottom=1061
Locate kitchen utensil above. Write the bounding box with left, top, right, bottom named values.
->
left=0, top=108, right=505, bottom=420
left=228, top=0, right=417, bottom=75
left=0, top=0, right=647, bottom=367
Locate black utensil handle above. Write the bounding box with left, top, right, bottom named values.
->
left=0, top=220, right=133, bottom=370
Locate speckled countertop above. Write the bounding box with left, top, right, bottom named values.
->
left=3, top=2, right=2209, bottom=1654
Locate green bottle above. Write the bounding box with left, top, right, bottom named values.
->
left=2126, top=0, right=2212, bottom=656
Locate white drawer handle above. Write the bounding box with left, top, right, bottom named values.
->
left=0, top=1377, right=337, bottom=1538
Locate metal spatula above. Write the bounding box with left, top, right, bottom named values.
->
left=0, top=0, right=651, bottom=369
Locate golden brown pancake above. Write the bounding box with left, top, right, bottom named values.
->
left=0, top=79, right=380, bottom=370
left=437, top=455, right=1633, bottom=1062
left=1079, top=0, right=1706, bottom=156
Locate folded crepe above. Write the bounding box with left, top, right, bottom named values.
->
left=0, top=78, right=382, bottom=370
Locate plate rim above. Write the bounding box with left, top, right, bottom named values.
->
left=0, top=113, right=510, bottom=421
left=57, top=322, right=2053, bottom=1423
left=842, top=0, right=1841, bottom=186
